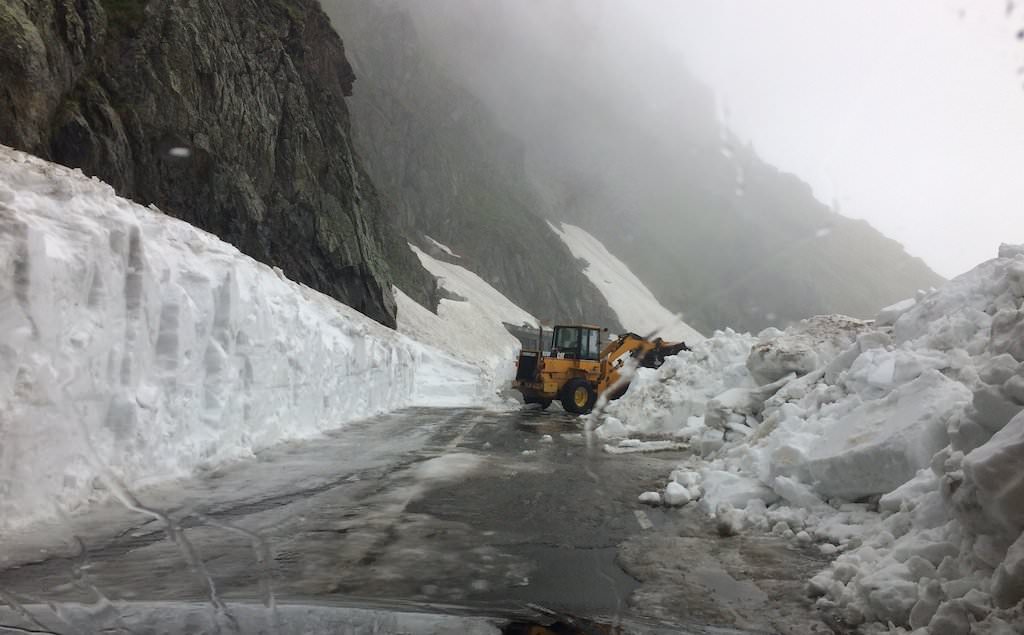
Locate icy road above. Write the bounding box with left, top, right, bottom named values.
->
left=0, top=408, right=831, bottom=634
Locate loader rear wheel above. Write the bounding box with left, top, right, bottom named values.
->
left=561, top=378, right=597, bottom=414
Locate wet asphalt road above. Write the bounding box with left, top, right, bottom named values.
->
left=0, top=407, right=831, bottom=633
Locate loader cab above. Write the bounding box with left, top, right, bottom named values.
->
left=549, top=325, right=602, bottom=361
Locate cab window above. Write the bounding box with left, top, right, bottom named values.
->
left=554, top=327, right=580, bottom=353
left=582, top=328, right=600, bottom=360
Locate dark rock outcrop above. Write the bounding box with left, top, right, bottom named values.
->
left=0, top=0, right=406, bottom=327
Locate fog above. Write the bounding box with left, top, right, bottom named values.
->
left=394, top=0, right=1024, bottom=278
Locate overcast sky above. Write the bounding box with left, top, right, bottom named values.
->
left=661, top=0, right=1024, bottom=277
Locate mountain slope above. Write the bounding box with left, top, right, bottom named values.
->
left=390, top=0, right=946, bottom=333
left=324, top=0, right=622, bottom=330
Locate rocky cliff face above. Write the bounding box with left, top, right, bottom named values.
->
left=324, top=0, right=621, bottom=329
left=0, top=0, right=412, bottom=327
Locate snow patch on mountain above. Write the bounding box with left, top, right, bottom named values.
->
left=395, top=287, right=520, bottom=399
left=0, top=146, right=487, bottom=532
left=409, top=244, right=537, bottom=329
left=400, top=244, right=543, bottom=397
left=547, top=221, right=704, bottom=343
left=424, top=235, right=461, bottom=259
left=591, top=246, right=1024, bottom=632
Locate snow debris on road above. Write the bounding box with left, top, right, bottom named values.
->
left=0, top=146, right=488, bottom=533
left=590, top=245, right=1024, bottom=632
left=547, top=221, right=705, bottom=343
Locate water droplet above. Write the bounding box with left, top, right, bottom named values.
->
left=168, top=147, right=192, bottom=158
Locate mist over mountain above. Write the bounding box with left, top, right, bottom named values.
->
left=324, top=0, right=621, bottom=329
left=0, top=0, right=944, bottom=336
left=335, top=0, right=944, bottom=333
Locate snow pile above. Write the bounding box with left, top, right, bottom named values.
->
left=591, top=245, right=1024, bottom=632
left=547, top=221, right=705, bottom=343
left=399, top=244, right=538, bottom=395
left=746, top=314, right=871, bottom=384
left=591, top=328, right=755, bottom=439
left=0, top=146, right=486, bottom=532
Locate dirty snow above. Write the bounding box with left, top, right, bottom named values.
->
left=591, top=245, right=1024, bottom=632
left=0, top=146, right=488, bottom=533
left=547, top=221, right=705, bottom=343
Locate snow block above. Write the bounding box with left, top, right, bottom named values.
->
left=990, top=308, right=1024, bottom=362
left=806, top=371, right=970, bottom=500
left=998, top=243, right=1024, bottom=259
left=961, top=411, right=1024, bottom=535
left=875, top=298, right=917, bottom=327
left=969, top=384, right=1024, bottom=434
left=699, top=470, right=778, bottom=513
left=991, top=531, right=1024, bottom=609
left=747, top=315, right=869, bottom=385
left=664, top=481, right=691, bottom=506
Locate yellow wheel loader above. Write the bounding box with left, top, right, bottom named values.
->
left=512, top=324, right=690, bottom=414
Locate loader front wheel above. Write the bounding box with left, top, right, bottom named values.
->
left=561, top=378, right=597, bottom=414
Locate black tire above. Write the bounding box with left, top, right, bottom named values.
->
left=524, top=397, right=552, bottom=410
left=560, top=378, right=597, bottom=414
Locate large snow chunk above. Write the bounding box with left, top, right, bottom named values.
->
left=991, top=531, right=1024, bottom=609
left=998, top=243, right=1024, bottom=259
left=746, top=315, right=869, bottom=385
left=843, top=347, right=949, bottom=400
left=664, top=481, right=692, bottom=506
left=875, top=298, right=917, bottom=327
left=990, top=307, right=1024, bottom=362
left=806, top=371, right=970, bottom=500
left=961, top=411, right=1024, bottom=534
left=892, top=253, right=1024, bottom=353
left=698, top=469, right=779, bottom=513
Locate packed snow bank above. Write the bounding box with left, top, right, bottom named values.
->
left=591, top=245, right=1024, bottom=632
left=401, top=244, right=540, bottom=397
left=547, top=221, right=705, bottom=343
left=0, top=146, right=486, bottom=532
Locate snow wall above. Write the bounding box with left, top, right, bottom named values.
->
left=0, top=146, right=485, bottom=532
